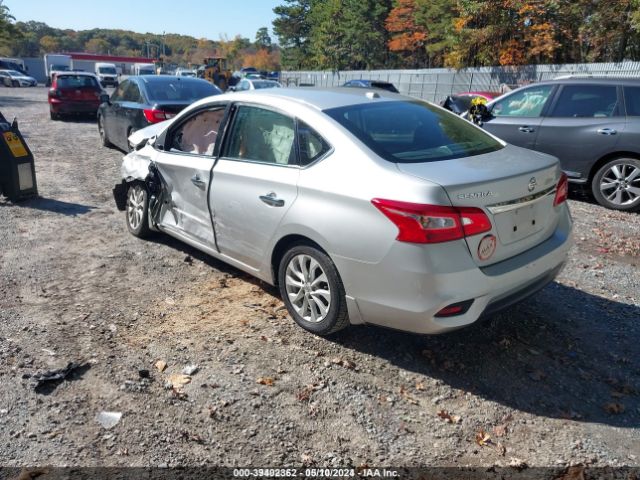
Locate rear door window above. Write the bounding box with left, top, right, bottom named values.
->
left=491, top=85, right=554, bottom=117
left=123, top=82, right=144, bottom=103
left=297, top=121, right=331, bottom=166
left=550, top=85, right=619, bottom=118
left=624, top=86, right=640, bottom=116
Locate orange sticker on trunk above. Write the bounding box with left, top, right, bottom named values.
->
left=478, top=234, right=497, bottom=261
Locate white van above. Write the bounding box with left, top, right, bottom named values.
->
left=133, top=63, right=156, bottom=76
left=95, top=62, right=118, bottom=87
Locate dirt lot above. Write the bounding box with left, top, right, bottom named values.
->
left=1, top=87, right=639, bottom=470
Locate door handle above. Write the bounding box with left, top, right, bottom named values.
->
left=259, top=192, right=285, bottom=207
left=518, top=126, right=535, bottom=133
left=190, top=175, right=206, bottom=188
left=597, top=128, right=617, bottom=135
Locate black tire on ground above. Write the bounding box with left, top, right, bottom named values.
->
left=278, top=244, right=350, bottom=336
left=98, top=115, right=113, bottom=147
left=591, top=158, right=640, bottom=211
left=49, top=108, right=59, bottom=121
left=125, top=182, right=152, bottom=238
left=12, top=80, right=19, bottom=88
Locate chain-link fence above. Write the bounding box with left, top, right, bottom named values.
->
left=281, top=62, right=640, bottom=103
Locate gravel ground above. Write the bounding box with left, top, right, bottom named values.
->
left=0, top=87, right=639, bottom=470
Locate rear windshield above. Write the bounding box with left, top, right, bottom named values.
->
left=324, top=100, right=503, bottom=163
left=98, top=67, right=117, bottom=74
left=145, top=79, right=219, bottom=102
left=57, top=75, right=99, bottom=89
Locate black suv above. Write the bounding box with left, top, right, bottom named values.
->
left=478, top=78, right=640, bottom=211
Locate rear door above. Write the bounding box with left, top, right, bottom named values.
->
left=117, top=81, right=146, bottom=146
left=209, top=104, right=299, bottom=270
left=483, top=84, right=556, bottom=148
left=153, top=103, right=229, bottom=249
left=103, top=81, right=128, bottom=149
left=534, top=83, right=624, bottom=181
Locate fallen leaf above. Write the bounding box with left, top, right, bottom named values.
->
left=437, top=410, right=461, bottom=424
left=603, top=402, right=625, bottom=414
left=555, top=465, right=585, bottom=480
left=168, top=374, right=191, bottom=388
left=415, top=382, right=426, bottom=391
left=495, top=442, right=506, bottom=456
left=475, top=430, right=492, bottom=446
left=331, top=357, right=356, bottom=369
left=508, top=457, right=527, bottom=470
left=399, top=386, right=419, bottom=405
left=256, top=377, right=274, bottom=386
left=493, top=424, right=507, bottom=437
left=154, top=360, right=167, bottom=372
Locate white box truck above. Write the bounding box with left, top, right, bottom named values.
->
left=133, top=63, right=156, bottom=76
left=95, top=62, right=118, bottom=88
left=44, top=54, right=72, bottom=86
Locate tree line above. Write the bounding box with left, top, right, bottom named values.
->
left=0, top=1, right=280, bottom=71
left=272, top=0, right=640, bottom=70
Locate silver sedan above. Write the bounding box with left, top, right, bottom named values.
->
left=115, top=88, right=572, bottom=336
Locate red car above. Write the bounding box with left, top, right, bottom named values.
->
left=48, top=72, right=104, bottom=120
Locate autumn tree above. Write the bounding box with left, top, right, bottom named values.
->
left=386, top=0, right=428, bottom=67
left=39, top=35, right=61, bottom=53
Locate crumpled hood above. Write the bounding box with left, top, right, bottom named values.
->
left=128, top=120, right=173, bottom=150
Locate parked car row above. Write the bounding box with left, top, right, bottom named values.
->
left=0, top=69, right=38, bottom=87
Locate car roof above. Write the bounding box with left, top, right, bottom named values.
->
left=537, top=77, right=640, bottom=86
left=56, top=71, right=98, bottom=77
left=215, top=87, right=408, bottom=111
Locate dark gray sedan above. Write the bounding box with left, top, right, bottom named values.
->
left=98, top=76, right=222, bottom=152
left=478, top=78, right=640, bottom=211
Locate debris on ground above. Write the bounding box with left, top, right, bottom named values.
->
left=96, top=411, right=122, bottom=429
left=154, top=360, right=167, bottom=372
left=182, top=364, right=199, bottom=376
left=31, top=362, right=90, bottom=394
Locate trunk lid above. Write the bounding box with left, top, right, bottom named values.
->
left=58, top=86, right=101, bottom=101
left=397, top=144, right=563, bottom=266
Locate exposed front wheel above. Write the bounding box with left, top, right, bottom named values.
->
left=592, top=158, right=640, bottom=211
left=12, top=80, right=19, bottom=88
left=278, top=244, right=349, bottom=336
left=126, top=183, right=151, bottom=238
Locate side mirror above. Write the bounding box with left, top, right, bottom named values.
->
left=227, top=86, right=236, bottom=92
left=100, top=93, right=111, bottom=104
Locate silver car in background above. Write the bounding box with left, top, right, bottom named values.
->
left=115, top=88, right=572, bottom=336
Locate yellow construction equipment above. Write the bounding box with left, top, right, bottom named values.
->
left=203, top=57, right=231, bottom=91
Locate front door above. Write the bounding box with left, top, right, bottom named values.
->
left=534, top=83, right=624, bottom=180
left=210, top=104, right=299, bottom=271
left=483, top=84, right=556, bottom=149
left=153, top=105, right=228, bottom=249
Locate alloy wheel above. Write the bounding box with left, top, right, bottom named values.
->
left=599, top=163, right=640, bottom=207
left=126, top=185, right=145, bottom=231
left=284, top=254, right=331, bottom=323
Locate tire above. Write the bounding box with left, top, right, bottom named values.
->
left=12, top=80, right=19, bottom=88
left=278, top=244, right=349, bottom=336
left=591, top=158, right=640, bottom=211
left=126, top=127, right=137, bottom=152
left=125, top=182, right=152, bottom=238
left=49, top=108, right=59, bottom=121
left=98, top=115, right=113, bottom=148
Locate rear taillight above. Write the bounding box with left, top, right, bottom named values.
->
left=554, top=172, right=568, bottom=206
left=371, top=198, right=492, bottom=244
left=143, top=108, right=170, bottom=124
left=48, top=88, right=61, bottom=98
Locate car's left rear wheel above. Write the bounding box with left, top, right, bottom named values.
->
left=278, top=244, right=349, bottom=336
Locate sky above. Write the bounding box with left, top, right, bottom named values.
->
left=6, top=0, right=282, bottom=40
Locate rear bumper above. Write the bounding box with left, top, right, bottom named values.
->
left=336, top=204, right=573, bottom=334
left=50, top=100, right=100, bottom=114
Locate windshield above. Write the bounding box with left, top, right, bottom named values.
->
left=99, top=67, right=117, bottom=74
left=7, top=70, right=23, bottom=77
left=145, top=79, right=220, bottom=102
left=57, top=75, right=99, bottom=89
left=252, top=81, right=280, bottom=89
left=324, top=100, right=503, bottom=163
